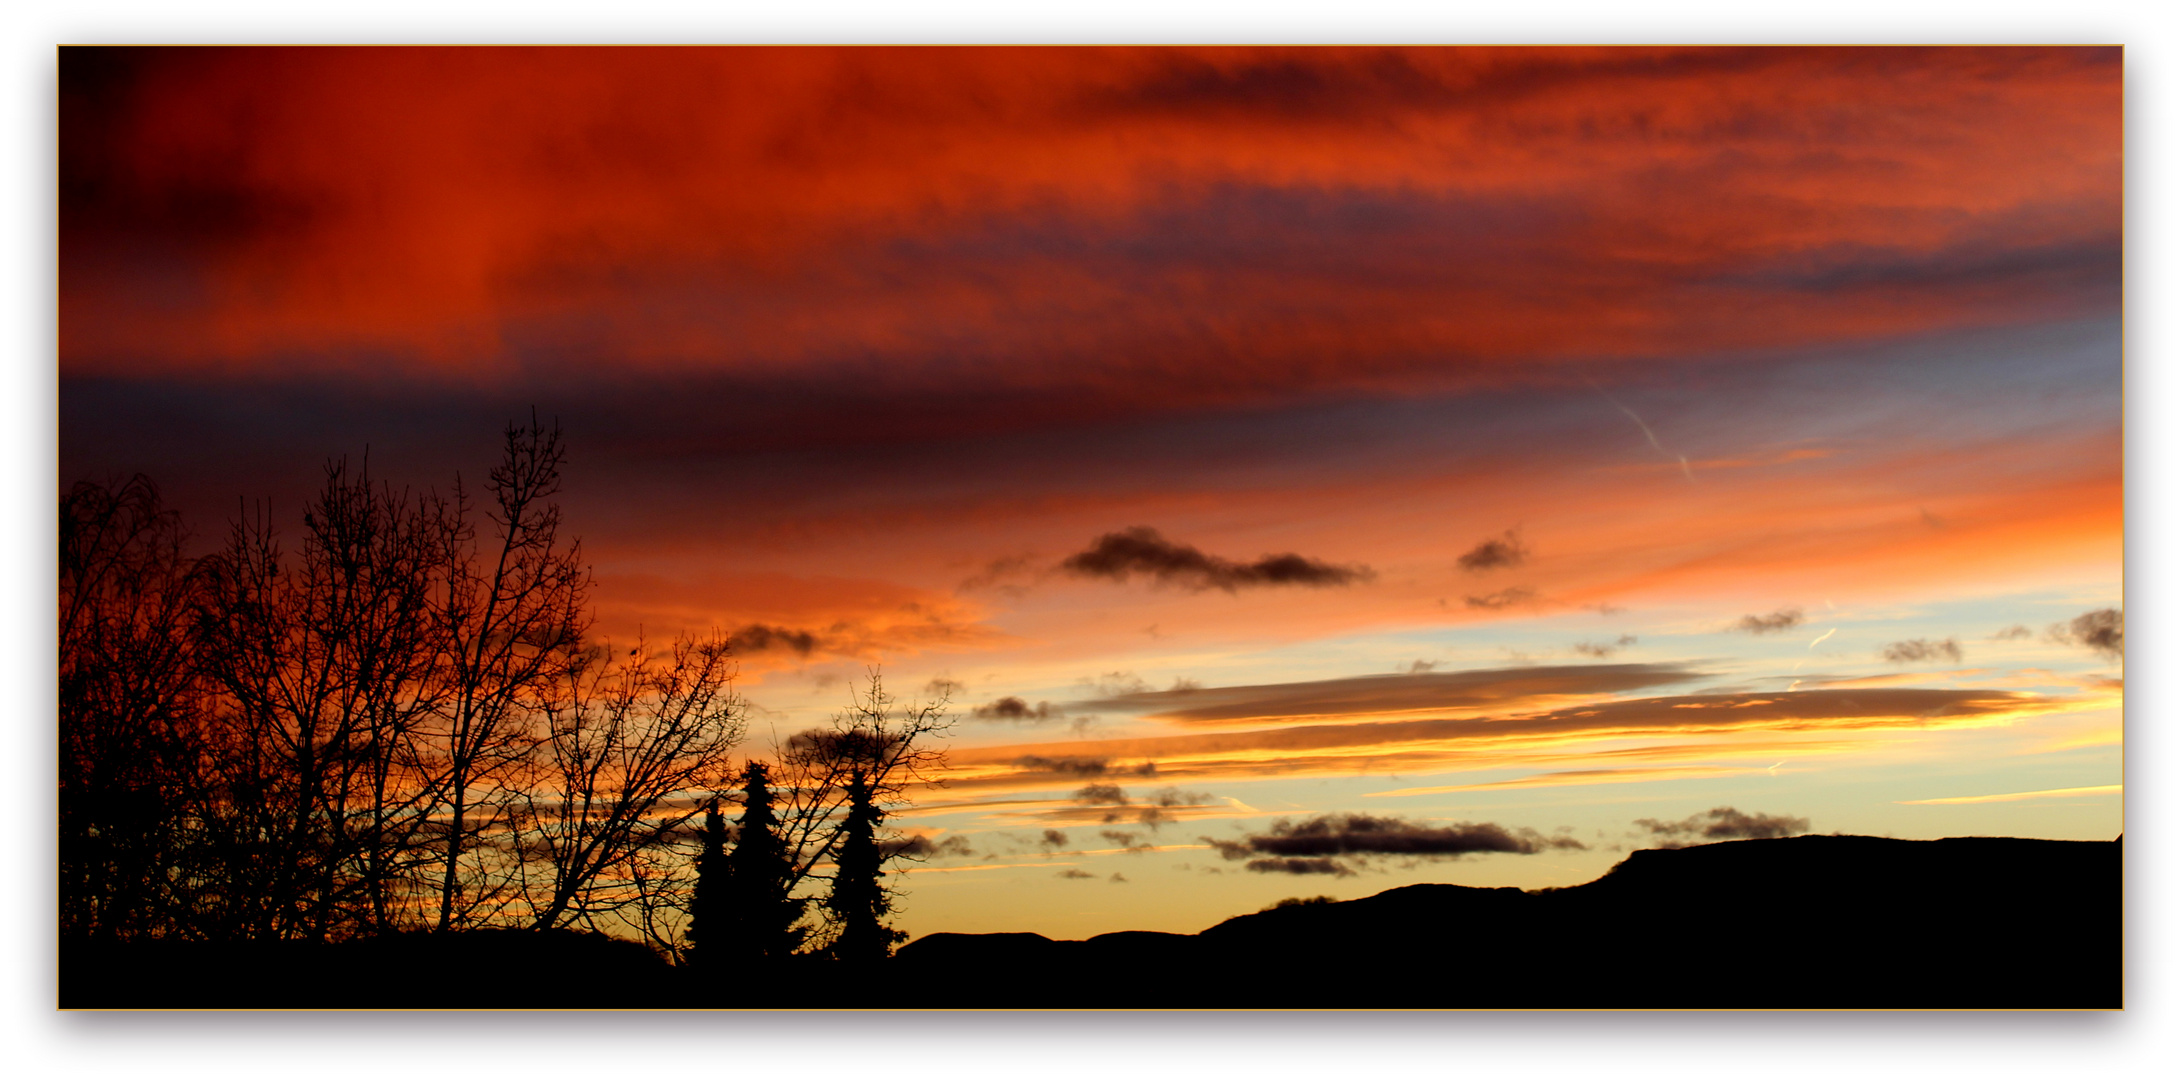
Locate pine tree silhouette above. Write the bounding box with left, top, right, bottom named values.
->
left=825, top=773, right=903, bottom=964
left=722, top=760, right=805, bottom=964
left=687, top=798, right=730, bottom=964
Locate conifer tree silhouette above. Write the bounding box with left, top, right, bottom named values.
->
left=688, top=797, right=729, bottom=962
left=825, top=772, right=902, bottom=964
left=721, top=760, right=805, bottom=964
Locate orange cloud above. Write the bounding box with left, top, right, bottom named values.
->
left=939, top=685, right=2076, bottom=792
left=1370, top=765, right=1770, bottom=796
left=66, top=46, right=2118, bottom=410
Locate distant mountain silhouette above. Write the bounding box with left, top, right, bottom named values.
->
left=894, top=835, right=2120, bottom=1008
left=62, top=834, right=2118, bottom=1009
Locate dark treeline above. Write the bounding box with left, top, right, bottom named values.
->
left=61, top=418, right=948, bottom=1001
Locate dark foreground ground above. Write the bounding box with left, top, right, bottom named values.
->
left=63, top=834, right=2119, bottom=1009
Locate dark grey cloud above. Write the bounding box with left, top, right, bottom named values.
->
left=1206, top=814, right=1585, bottom=877
left=728, top=622, right=823, bottom=656
left=1068, top=662, right=1704, bottom=725
left=1147, top=787, right=1212, bottom=808
left=1040, top=829, right=1070, bottom=848
left=1636, top=806, right=1811, bottom=845
left=1075, top=783, right=1130, bottom=806
left=1464, top=586, right=1537, bottom=611
left=881, top=834, right=977, bottom=860
left=1457, top=529, right=1529, bottom=573
left=1731, top=608, right=1805, bottom=635
left=1057, top=868, right=1095, bottom=879
left=1013, top=755, right=1154, bottom=779
left=1059, top=526, right=1371, bottom=592
left=1729, top=232, right=2120, bottom=300
left=1086, top=47, right=1790, bottom=124
left=2050, top=608, right=2122, bottom=660
left=1246, top=857, right=1354, bottom=876
left=1881, top=637, right=1963, bottom=664
left=974, top=696, right=1065, bottom=722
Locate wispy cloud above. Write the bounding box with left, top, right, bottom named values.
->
left=1897, top=784, right=2120, bottom=805
left=941, top=685, right=2072, bottom=792
left=1369, top=764, right=1766, bottom=797
left=1068, top=662, right=1705, bottom=725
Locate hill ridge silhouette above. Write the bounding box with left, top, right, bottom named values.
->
left=896, top=834, right=2119, bottom=1008
left=63, top=834, right=2117, bottom=1009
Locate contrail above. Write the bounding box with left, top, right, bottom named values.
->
left=1588, top=379, right=1693, bottom=483
left=1809, top=628, right=1836, bottom=650
left=1610, top=398, right=1667, bottom=453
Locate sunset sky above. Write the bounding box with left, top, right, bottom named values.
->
left=58, top=45, right=2123, bottom=942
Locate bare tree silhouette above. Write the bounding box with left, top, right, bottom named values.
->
left=60, top=475, right=208, bottom=941
left=425, top=417, right=591, bottom=932
left=192, top=456, right=457, bottom=941
left=60, top=424, right=968, bottom=981
left=516, top=632, right=743, bottom=935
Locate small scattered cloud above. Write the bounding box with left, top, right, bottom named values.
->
left=1464, top=587, right=1537, bottom=611
left=1086, top=671, right=1151, bottom=697
left=974, top=696, right=1066, bottom=722
left=1056, top=868, right=1095, bottom=879
left=1109, top=873, right=1129, bottom=884
left=1635, top=806, right=1810, bottom=846
left=1881, top=637, right=1963, bottom=664
left=1060, top=526, right=1372, bottom=592
left=1990, top=625, right=2033, bottom=641
left=1132, top=786, right=1217, bottom=828
left=1075, top=783, right=1131, bottom=806
left=1731, top=608, right=1805, bottom=635
left=2049, top=608, right=2122, bottom=660
left=1400, top=659, right=1441, bottom=673
left=1572, top=634, right=1639, bottom=658
left=1040, top=829, right=1070, bottom=848
left=1457, top=529, right=1528, bottom=573
left=924, top=677, right=966, bottom=700
left=1099, top=829, right=1154, bottom=852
